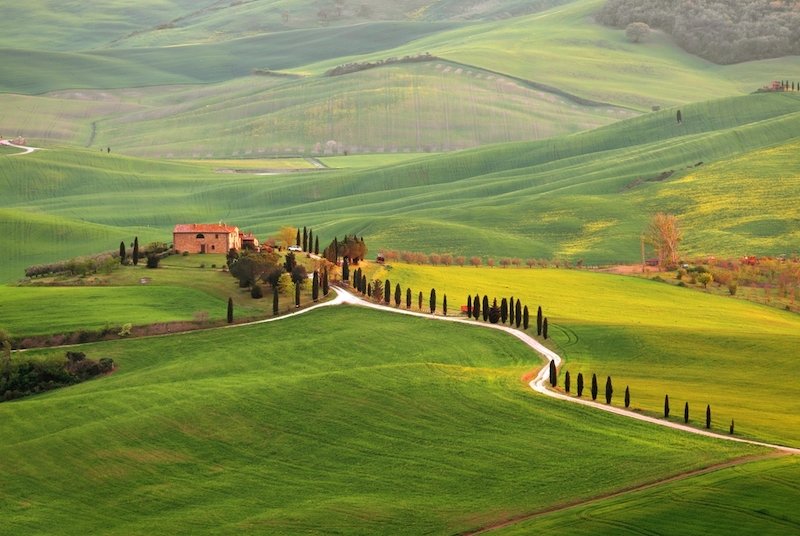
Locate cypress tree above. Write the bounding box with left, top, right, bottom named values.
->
left=467, top=295, right=473, bottom=317
left=227, top=297, right=233, bottom=323
left=706, top=405, right=711, bottom=429
left=295, top=282, right=300, bottom=307
left=367, top=284, right=371, bottom=298
left=500, top=298, right=508, bottom=324
left=429, top=288, right=437, bottom=314
left=361, top=274, right=367, bottom=294
left=605, top=376, right=613, bottom=404
left=565, top=371, right=571, bottom=393
left=394, top=284, right=401, bottom=307
left=406, top=288, right=412, bottom=309
left=482, top=295, right=489, bottom=322
left=133, top=236, right=139, bottom=266
left=418, top=291, right=423, bottom=311
left=508, top=296, right=515, bottom=324
left=302, top=227, right=308, bottom=251
left=314, top=236, right=319, bottom=255
left=677, top=109, right=682, bottom=124
left=384, top=279, right=391, bottom=304
left=664, top=394, right=670, bottom=418
left=333, top=236, right=338, bottom=263
left=624, top=386, right=630, bottom=408
left=515, top=300, right=522, bottom=328
left=296, top=228, right=301, bottom=247
left=684, top=402, right=689, bottom=424
left=443, top=294, right=448, bottom=316
left=342, top=258, right=350, bottom=282
left=729, top=419, right=734, bottom=435
left=577, top=373, right=584, bottom=397
left=308, top=229, right=313, bottom=253
left=272, top=288, right=279, bottom=315
left=523, top=306, right=529, bottom=330
left=119, top=241, right=126, bottom=264
left=549, top=360, right=557, bottom=387
left=322, top=268, right=330, bottom=296
left=312, top=271, right=319, bottom=302
left=488, top=298, right=500, bottom=323
left=543, top=318, right=549, bottom=339
left=537, top=306, right=543, bottom=336
left=591, top=373, right=598, bottom=400
left=473, top=294, right=481, bottom=320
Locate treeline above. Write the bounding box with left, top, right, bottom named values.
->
left=1, top=347, right=113, bottom=402
left=380, top=250, right=585, bottom=269
left=25, top=251, right=119, bottom=278
left=324, top=53, right=438, bottom=77
left=597, top=0, right=800, bottom=64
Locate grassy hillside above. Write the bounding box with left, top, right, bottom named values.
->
left=376, top=264, right=800, bottom=447
left=495, top=455, right=800, bottom=535
left=0, top=306, right=759, bottom=534
left=2, top=92, right=799, bottom=281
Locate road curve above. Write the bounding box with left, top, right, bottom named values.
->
left=332, top=286, right=800, bottom=455
left=0, top=139, right=39, bottom=155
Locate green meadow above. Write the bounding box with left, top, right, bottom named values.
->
left=0, top=306, right=760, bottom=534
left=378, top=264, right=800, bottom=447
left=494, top=455, right=800, bottom=535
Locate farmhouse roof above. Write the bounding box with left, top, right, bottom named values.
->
left=173, top=223, right=239, bottom=234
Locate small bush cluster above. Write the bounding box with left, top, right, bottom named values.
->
left=25, top=251, right=119, bottom=278
left=325, top=53, right=437, bottom=77
left=1, top=351, right=114, bottom=402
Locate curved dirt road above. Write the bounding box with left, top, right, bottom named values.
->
left=0, top=139, right=39, bottom=155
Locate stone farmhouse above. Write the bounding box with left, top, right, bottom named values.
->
left=173, top=223, right=260, bottom=254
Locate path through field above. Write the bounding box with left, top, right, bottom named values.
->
left=0, top=139, right=39, bottom=155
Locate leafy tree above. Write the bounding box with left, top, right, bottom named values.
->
left=227, top=297, right=233, bottom=323
left=591, top=373, right=598, bottom=400
left=625, top=21, right=650, bottom=43
left=646, top=212, right=682, bottom=269
left=384, top=279, right=391, bottom=304
left=279, top=226, right=297, bottom=249
left=684, top=402, right=689, bottom=424
left=577, top=373, right=584, bottom=397
left=226, top=247, right=239, bottom=268
left=565, top=371, right=571, bottom=393
left=523, top=306, right=529, bottom=330
left=284, top=251, right=297, bottom=273
left=697, top=273, right=713, bottom=288
left=500, top=298, right=508, bottom=324
left=133, top=236, right=139, bottom=266
left=119, top=241, right=126, bottom=264
left=372, top=280, right=384, bottom=303
left=312, top=271, right=320, bottom=302
left=394, top=284, right=401, bottom=307
left=664, top=394, right=670, bottom=418
left=231, top=251, right=280, bottom=287
left=473, top=294, right=480, bottom=320
left=443, top=294, right=448, bottom=316
left=537, top=306, right=543, bottom=336
left=406, top=288, right=412, bottom=309
left=342, top=258, right=349, bottom=282
left=488, top=298, right=501, bottom=323
left=549, top=360, right=557, bottom=387
left=515, top=300, right=522, bottom=328
left=482, top=295, right=489, bottom=322
left=543, top=318, right=549, bottom=339
left=145, top=254, right=160, bottom=269
left=706, top=405, right=711, bottom=429
left=429, top=288, right=437, bottom=314
left=624, top=385, right=630, bottom=408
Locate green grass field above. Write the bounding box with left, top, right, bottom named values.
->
left=494, top=455, right=800, bottom=535
left=0, top=306, right=761, bottom=534
left=375, top=264, right=800, bottom=447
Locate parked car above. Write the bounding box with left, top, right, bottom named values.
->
left=288, top=245, right=302, bottom=252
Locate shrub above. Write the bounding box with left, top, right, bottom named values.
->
left=728, top=282, right=738, bottom=296
left=251, top=284, right=264, bottom=299
left=182, top=251, right=189, bottom=256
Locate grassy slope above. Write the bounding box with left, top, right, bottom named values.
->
left=494, top=456, right=800, bottom=535
left=377, top=264, right=800, bottom=447
left=0, top=306, right=759, bottom=534
left=2, top=92, right=799, bottom=281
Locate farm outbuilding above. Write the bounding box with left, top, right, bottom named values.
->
left=173, top=223, right=242, bottom=254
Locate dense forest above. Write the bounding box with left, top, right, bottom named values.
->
left=597, top=0, right=800, bottom=64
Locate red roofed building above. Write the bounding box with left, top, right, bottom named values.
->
left=173, top=223, right=242, bottom=254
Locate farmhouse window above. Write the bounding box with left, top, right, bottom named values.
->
left=196, top=233, right=205, bottom=239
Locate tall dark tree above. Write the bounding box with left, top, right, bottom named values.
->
left=284, top=251, right=296, bottom=273
left=488, top=298, right=501, bottom=323
left=549, top=360, right=557, bottom=387
left=384, top=279, right=391, bottom=304
left=443, top=294, right=448, bottom=316
left=314, top=236, right=319, bottom=255
left=312, top=271, right=320, bottom=302
left=482, top=295, right=489, bottom=322
left=473, top=294, right=481, bottom=320
left=361, top=274, right=367, bottom=294
left=577, top=373, right=584, bottom=397
left=565, top=371, right=571, bottom=393
left=508, top=296, right=515, bottom=325
left=429, top=288, right=437, bottom=314
left=684, top=402, right=689, bottom=424
left=500, top=298, right=508, bottom=324
left=119, top=241, right=126, bottom=264
left=467, top=295, right=472, bottom=317
left=406, top=288, right=412, bottom=309
left=272, top=287, right=279, bottom=315
left=706, top=405, right=712, bottom=429
left=322, top=268, right=330, bottom=296
left=605, top=376, right=613, bottom=404
left=418, top=291, right=423, bottom=311
left=333, top=236, right=339, bottom=263
left=515, top=300, right=522, bottom=328
left=729, top=419, right=734, bottom=435
left=591, top=373, right=598, bottom=400
left=394, top=284, right=401, bottom=307
left=308, top=229, right=313, bottom=253
left=624, top=386, right=630, bottom=408
left=133, top=236, right=140, bottom=266
left=342, top=258, right=350, bottom=282
left=523, top=306, right=529, bottom=330
left=295, top=282, right=300, bottom=307
left=296, top=228, right=301, bottom=247
left=543, top=318, right=549, bottom=339
left=227, top=297, right=233, bottom=323
left=537, top=306, right=543, bottom=336
left=676, top=109, right=682, bottom=124
left=302, top=227, right=308, bottom=251
left=664, top=394, right=670, bottom=418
